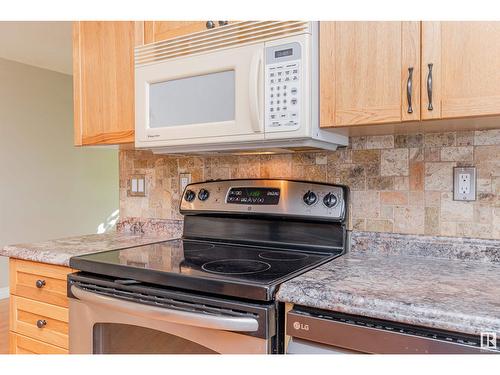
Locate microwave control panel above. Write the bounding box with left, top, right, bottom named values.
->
left=265, top=42, right=302, bottom=132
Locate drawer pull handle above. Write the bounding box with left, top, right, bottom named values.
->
left=36, top=319, right=47, bottom=329
left=36, top=279, right=46, bottom=288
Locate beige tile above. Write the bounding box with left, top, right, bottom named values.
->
left=440, top=221, right=456, bottom=237
left=424, top=207, right=440, bottom=235
left=474, top=204, right=492, bottom=224
left=394, top=176, right=409, bottom=191
left=493, top=177, right=500, bottom=194
left=381, top=149, right=409, bottom=177
left=474, top=129, right=500, bottom=146
left=455, top=131, right=474, bottom=146
left=475, top=145, right=500, bottom=162
left=441, top=192, right=474, bottom=221
left=380, top=205, right=394, bottom=220
left=316, top=154, right=328, bottom=165
left=425, top=132, right=455, bottom=147
left=394, top=134, right=424, bottom=148
left=367, top=177, right=394, bottom=190
left=424, top=191, right=441, bottom=207
left=424, top=147, right=440, bottom=161
left=409, top=147, right=424, bottom=162
left=352, top=218, right=366, bottom=231
left=366, top=219, right=393, bottom=232
left=456, top=223, right=492, bottom=239
left=393, top=206, right=425, bottom=234
left=409, top=191, right=424, bottom=206
left=380, top=191, right=408, bottom=205
left=477, top=178, right=492, bottom=193
left=350, top=136, right=366, bottom=150
left=351, top=191, right=380, bottom=219
left=409, top=162, right=424, bottom=191
left=425, top=162, right=455, bottom=191
left=366, top=135, right=394, bottom=149
left=440, top=146, right=474, bottom=162
left=351, top=149, right=380, bottom=164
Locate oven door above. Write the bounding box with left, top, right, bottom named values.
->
left=69, top=284, right=272, bottom=354
left=135, top=42, right=265, bottom=148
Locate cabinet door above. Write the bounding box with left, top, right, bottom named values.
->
left=422, top=22, right=500, bottom=120
left=73, top=21, right=143, bottom=145
left=9, top=332, right=67, bottom=354
left=144, top=21, right=235, bottom=43
left=320, top=22, right=420, bottom=127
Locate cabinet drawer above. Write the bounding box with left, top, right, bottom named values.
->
left=9, top=332, right=67, bottom=354
left=10, top=296, right=69, bottom=349
left=10, top=259, right=72, bottom=307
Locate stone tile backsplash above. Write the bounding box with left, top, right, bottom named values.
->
left=120, top=129, right=500, bottom=239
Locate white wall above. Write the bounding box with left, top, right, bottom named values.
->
left=0, top=58, right=119, bottom=292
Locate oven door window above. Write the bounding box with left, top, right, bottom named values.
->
left=149, top=70, right=235, bottom=128
left=93, top=323, right=217, bottom=354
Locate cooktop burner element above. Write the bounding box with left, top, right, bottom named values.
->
left=258, top=251, right=309, bottom=261
left=202, top=259, right=271, bottom=275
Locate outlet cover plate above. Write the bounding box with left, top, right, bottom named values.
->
left=453, top=167, right=476, bottom=201
left=129, top=174, right=146, bottom=197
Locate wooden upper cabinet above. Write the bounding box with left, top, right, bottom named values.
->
left=73, top=21, right=143, bottom=146
left=320, top=22, right=420, bottom=127
left=144, top=21, right=234, bottom=43
left=421, top=22, right=500, bottom=120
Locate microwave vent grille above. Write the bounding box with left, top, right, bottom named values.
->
left=135, top=21, right=310, bottom=67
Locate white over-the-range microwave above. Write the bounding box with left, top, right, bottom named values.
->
left=135, top=21, right=348, bottom=154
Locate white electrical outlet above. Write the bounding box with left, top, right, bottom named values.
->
left=453, top=167, right=476, bottom=201
left=458, top=173, right=470, bottom=194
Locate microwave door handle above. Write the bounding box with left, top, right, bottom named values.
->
left=248, top=51, right=263, bottom=133
left=71, top=285, right=259, bottom=332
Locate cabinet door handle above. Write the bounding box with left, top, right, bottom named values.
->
left=426, top=63, right=434, bottom=111
left=218, top=21, right=228, bottom=26
left=36, top=319, right=47, bottom=329
left=206, top=21, right=215, bottom=29
left=406, top=67, right=414, bottom=114
left=35, top=279, right=46, bottom=288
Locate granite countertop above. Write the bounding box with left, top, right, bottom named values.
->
left=0, top=231, right=181, bottom=267
left=276, top=251, right=500, bottom=336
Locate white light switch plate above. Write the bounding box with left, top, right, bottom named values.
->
left=453, top=167, right=476, bottom=201
left=129, top=174, right=146, bottom=197
left=179, top=173, right=192, bottom=193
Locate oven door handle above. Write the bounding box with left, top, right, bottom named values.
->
left=71, top=285, right=259, bottom=332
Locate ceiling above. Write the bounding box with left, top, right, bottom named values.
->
left=0, top=21, right=72, bottom=75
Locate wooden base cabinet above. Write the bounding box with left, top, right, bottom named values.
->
left=9, top=259, right=73, bottom=354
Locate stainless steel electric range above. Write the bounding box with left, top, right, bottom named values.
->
left=67, top=179, right=348, bottom=354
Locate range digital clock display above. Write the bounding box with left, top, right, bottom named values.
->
left=227, top=187, right=280, bottom=205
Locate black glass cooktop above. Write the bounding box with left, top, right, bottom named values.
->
left=70, top=239, right=339, bottom=301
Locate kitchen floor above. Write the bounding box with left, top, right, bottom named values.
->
left=0, top=298, right=8, bottom=354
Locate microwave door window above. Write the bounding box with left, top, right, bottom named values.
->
left=149, top=70, right=235, bottom=128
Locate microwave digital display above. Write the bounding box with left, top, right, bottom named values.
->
left=275, top=48, right=293, bottom=58
left=227, top=187, right=280, bottom=205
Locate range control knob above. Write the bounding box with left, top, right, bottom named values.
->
left=184, top=189, right=196, bottom=202
left=323, top=192, right=338, bottom=208
left=302, top=190, right=317, bottom=206
left=198, top=189, right=210, bottom=201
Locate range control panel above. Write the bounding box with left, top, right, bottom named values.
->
left=180, top=179, right=347, bottom=222
left=265, top=42, right=302, bottom=132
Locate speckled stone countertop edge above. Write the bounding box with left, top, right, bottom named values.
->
left=277, top=287, right=500, bottom=336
